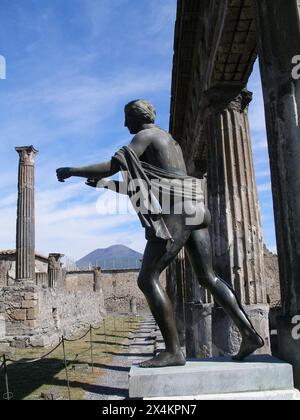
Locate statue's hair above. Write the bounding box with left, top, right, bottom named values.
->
left=125, top=100, right=156, bottom=124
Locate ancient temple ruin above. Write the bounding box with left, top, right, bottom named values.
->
left=0, top=145, right=158, bottom=348
left=167, top=0, right=300, bottom=387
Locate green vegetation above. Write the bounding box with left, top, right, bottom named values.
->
left=0, top=316, right=141, bottom=400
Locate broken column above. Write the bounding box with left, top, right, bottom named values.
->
left=130, top=297, right=137, bottom=316
left=15, top=146, right=38, bottom=282
left=184, top=255, right=213, bottom=358
left=48, top=254, right=64, bottom=289
left=166, top=249, right=186, bottom=348
left=93, top=267, right=102, bottom=292
left=206, top=87, right=270, bottom=355
left=254, top=0, right=300, bottom=386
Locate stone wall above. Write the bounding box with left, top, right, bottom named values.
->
left=0, top=282, right=105, bottom=347
left=0, top=260, right=13, bottom=287
left=264, top=246, right=281, bottom=308
left=0, top=256, right=48, bottom=288
left=101, top=269, right=166, bottom=314
left=0, top=283, right=39, bottom=340
left=65, top=271, right=95, bottom=293
left=35, top=287, right=105, bottom=346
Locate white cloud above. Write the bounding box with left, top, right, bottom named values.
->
left=255, top=169, right=270, bottom=178
left=0, top=177, right=147, bottom=259
left=258, top=182, right=272, bottom=193
left=252, top=138, right=268, bottom=152
left=0, top=69, right=171, bottom=149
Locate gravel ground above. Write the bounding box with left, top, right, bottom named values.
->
left=85, top=317, right=157, bottom=400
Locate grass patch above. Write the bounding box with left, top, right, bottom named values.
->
left=0, top=316, right=141, bottom=400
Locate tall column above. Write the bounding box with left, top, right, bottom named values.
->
left=48, top=254, right=64, bottom=289
left=206, top=88, right=270, bottom=355
left=254, top=0, right=300, bottom=386
left=15, top=146, right=38, bottom=282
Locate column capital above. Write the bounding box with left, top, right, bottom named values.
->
left=48, top=253, right=64, bottom=270
left=16, top=146, right=38, bottom=166
left=204, top=86, right=253, bottom=115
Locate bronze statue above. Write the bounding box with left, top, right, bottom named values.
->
left=57, top=100, right=264, bottom=368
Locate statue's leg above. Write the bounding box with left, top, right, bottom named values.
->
left=185, top=228, right=264, bottom=360
left=137, top=232, right=190, bottom=368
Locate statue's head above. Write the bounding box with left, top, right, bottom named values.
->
left=124, top=100, right=156, bottom=134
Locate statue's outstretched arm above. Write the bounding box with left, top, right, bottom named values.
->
left=57, top=130, right=152, bottom=183
left=56, top=159, right=119, bottom=182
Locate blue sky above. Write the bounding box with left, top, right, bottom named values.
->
left=0, top=0, right=276, bottom=260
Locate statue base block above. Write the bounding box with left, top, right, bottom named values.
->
left=129, top=356, right=300, bottom=400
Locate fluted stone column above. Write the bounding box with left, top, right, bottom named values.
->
left=48, top=254, right=64, bottom=289
left=254, top=0, right=300, bottom=386
left=15, top=146, right=38, bottom=282
left=206, top=88, right=270, bottom=355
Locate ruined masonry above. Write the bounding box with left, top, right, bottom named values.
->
left=167, top=0, right=300, bottom=388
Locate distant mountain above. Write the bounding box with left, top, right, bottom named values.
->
left=76, top=245, right=143, bottom=270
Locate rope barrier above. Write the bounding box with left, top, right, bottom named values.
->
left=0, top=315, right=132, bottom=400
left=64, top=329, right=90, bottom=343
left=5, top=339, right=63, bottom=365
left=4, top=322, right=100, bottom=365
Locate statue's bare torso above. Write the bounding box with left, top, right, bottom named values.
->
left=136, top=127, right=188, bottom=175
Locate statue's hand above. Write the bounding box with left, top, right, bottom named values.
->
left=56, top=167, right=73, bottom=182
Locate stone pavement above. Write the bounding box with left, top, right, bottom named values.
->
left=85, top=316, right=158, bottom=400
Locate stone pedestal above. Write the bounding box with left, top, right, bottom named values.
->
left=2, top=283, right=39, bottom=345
left=129, top=356, right=300, bottom=400
left=212, top=305, right=271, bottom=357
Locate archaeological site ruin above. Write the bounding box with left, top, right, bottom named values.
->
left=1, top=0, right=300, bottom=400
left=166, top=0, right=300, bottom=388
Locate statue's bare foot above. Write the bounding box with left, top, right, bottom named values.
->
left=232, top=332, right=264, bottom=361
left=139, top=350, right=186, bottom=368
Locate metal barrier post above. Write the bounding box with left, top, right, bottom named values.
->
left=62, top=337, right=71, bottom=400
left=89, top=325, right=94, bottom=373
left=3, top=355, right=11, bottom=401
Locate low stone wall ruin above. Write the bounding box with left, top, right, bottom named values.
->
left=0, top=282, right=105, bottom=348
